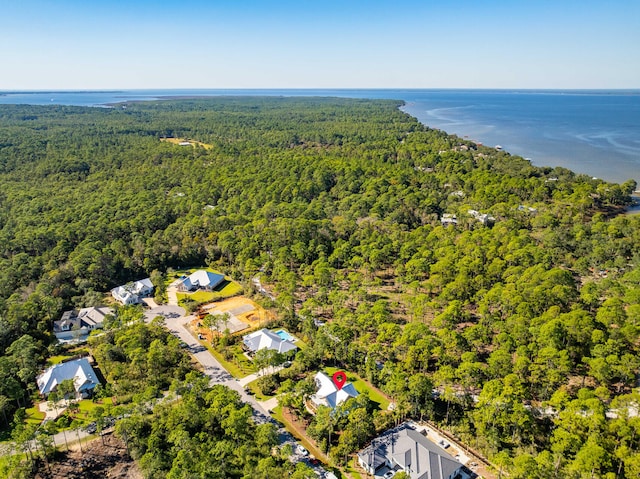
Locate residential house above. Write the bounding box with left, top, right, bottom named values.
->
left=111, top=278, right=154, bottom=305
left=310, top=371, right=359, bottom=410
left=440, top=214, right=458, bottom=226
left=37, top=358, right=100, bottom=398
left=53, top=306, right=114, bottom=341
left=467, top=209, right=495, bottom=226
left=242, top=328, right=298, bottom=355
left=357, top=423, right=465, bottom=479
left=176, top=270, right=225, bottom=292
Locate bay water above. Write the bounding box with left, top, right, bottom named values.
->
left=1, top=89, right=638, bottom=184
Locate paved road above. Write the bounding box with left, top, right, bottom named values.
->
left=161, top=312, right=327, bottom=475
left=4, top=303, right=325, bottom=475
left=161, top=313, right=272, bottom=419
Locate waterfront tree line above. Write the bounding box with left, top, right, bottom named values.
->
left=0, top=97, right=639, bottom=477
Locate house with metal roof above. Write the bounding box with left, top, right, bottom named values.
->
left=310, top=371, right=359, bottom=410
left=242, top=328, right=298, bottom=355
left=176, top=270, right=225, bottom=292
left=53, top=306, right=114, bottom=341
left=37, top=358, right=100, bottom=398
left=357, top=423, right=465, bottom=479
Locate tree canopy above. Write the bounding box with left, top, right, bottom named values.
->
left=0, top=97, right=639, bottom=477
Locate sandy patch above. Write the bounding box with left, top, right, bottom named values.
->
left=160, top=137, right=213, bottom=149
left=193, top=296, right=274, bottom=340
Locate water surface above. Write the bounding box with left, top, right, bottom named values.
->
left=1, top=89, right=638, bottom=184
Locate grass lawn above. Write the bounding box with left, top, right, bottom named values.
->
left=346, top=457, right=365, bottom=479
left=59, top=398, right=113, bottom=426
left=205, top=343, right=255, bottom=379
left=325, top=366, right=390, bottom=411
left=219, top=280, right=243, bottom=297
left=24, top=406, right=45, bottom=426
left=76, top=399, right=102, bottom=418
left=46, top=354, right=73, bottom=366
left=229, top=345, right=257, bottom=375
left=179, top=290, right=216, bottom=303
left=245, top=377, right=275, bottom=401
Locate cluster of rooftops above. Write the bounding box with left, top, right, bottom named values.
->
left=52, top=270, right=228, bottom=342
left=41, top=269, right=467, bottom=478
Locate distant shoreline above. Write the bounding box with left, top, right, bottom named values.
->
left=1, top=89, right=638, bottom=185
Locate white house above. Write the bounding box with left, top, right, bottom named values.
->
left=310, top=371, right=359, bottom=410
left=440, top=213, right=458, bottom=226
left=242, top=328, right=298, bottom=355
left=37, top=358, right=100, bottom=398
left=111, top=277, right=154, bottom=305
left=357, top=423, right=465, bottom=479
left=467, top=209, right=495, bottom=226
left=176, top=270, right=225, bottom=292
left=53, top=306, right=114, bottom=341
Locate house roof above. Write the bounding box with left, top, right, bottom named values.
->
left=53, top=306, right=114, bottom=332
left=77, top=306, right=113, bottom=327
left=111, top=277, right=154, bottom=303
left=242, top=328, right=298, bottom=354
left=37, top=358, right=100, bottom=396
left=358, top=424, right=461, bottom=479
left=180, top=270, right=225, bottom=290
left=135, top=277, right=154, bottom=291
left=312, top=371, right=359, bottom=409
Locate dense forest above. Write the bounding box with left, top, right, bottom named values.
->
left=0, top=97, right=639, bottom=478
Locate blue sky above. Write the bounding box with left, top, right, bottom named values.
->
left=1, top=0, right=638, bottom=89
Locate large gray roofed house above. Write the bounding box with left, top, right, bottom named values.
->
left=53, top=306, right=114, bottom=341
left=358, top=423, right=463, bottom=479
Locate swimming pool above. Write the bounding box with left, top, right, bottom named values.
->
left=275, top=329, right=296, bottom=342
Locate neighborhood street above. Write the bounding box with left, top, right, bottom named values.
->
left=145, top=304, right=327, bottom=474
left=6, top=303, right=326, bottom=476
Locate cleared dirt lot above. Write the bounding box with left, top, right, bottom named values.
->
left=34, top=432, right=142, bottom=479
left=194, top=296, right=273, bottom=339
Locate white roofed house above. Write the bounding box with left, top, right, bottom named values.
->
left=176, top=270, right=225, bottom=292
left=440, top=213, right=458, bottom=226
left=37, top=358, right=101, bottom=399
left=467, top=209, right=495, bottom=226
left=242, top=328, right=298, bottom=355
left=310, top=371, right=359, bottom=410
left=111, top=277, right=154, bottom=305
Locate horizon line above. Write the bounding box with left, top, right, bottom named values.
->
left=2, top=87, right=640, bottom=93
